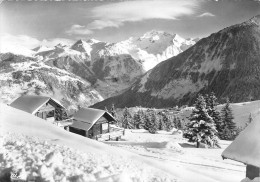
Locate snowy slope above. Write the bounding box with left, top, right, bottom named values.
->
left=0, top=103, right=176, bottom=182
left=0, top=103, right=245, bottom=182
left=176, top=100, right=260, bottom=128
left=105, top=129, right=245, bottom=182
left=0, top=44, right=36, bottom=57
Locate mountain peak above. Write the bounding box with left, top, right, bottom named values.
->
left=141, top=30, right=172, bottom=39
left=55, top=43, right=67, bottom=48
left=32, top=45, right=52, bottom=52
left=71, top=39, right=92, bottom=53
left=86, top=38, right=100, bottom=44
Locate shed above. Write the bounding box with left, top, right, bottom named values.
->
left=69, top=108, right=124, bottom=141
left=222, top=115, right=260, bottom=180
left=10, top=95, right=68, bottom=124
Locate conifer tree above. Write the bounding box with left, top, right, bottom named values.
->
left=174, top=116, right=184, bottom=131
left=160, top=112, right=173, bottom=131
left=109, top=104, right=118, bottom=125
left=122, top=107, right=133, bottom=129
left=184, top=94, right=218, bottom=148
left=110, top=104, right=117, bottom=118
left=133, top=109, right=145, bottom=129
left=147, top=110, right=159, bottom=134
left=205, top=92, right=222, bottom=133
left=220, top=98, right=236, bottom=140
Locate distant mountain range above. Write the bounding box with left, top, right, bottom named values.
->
left=0, top=31, right=196, bottom=109
left=1, top=31, right=196, bottom=99
left=92, top=15, right=260, bottom=109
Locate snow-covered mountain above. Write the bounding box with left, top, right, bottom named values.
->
left=92, top=15, right=260, bottom=108
left=116, top=30, right=198, bottom=70
left=0, top=31, right=197, bottom=101
left=30, top=30, right=196, bottom=98
left=0, top=53, right=103, bottom=111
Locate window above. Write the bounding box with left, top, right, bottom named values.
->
left=102, top=123, right=109, bottom=133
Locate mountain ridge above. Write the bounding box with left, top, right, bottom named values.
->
left=92, top=15, right=260, bottom=109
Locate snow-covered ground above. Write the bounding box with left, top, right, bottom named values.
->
left=0, top=103, right=248, bottom=182
left=106, top=130, right=246, bottom=182
left=0, top=103, right=176, bottom=182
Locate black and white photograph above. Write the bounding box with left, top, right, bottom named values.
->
left=0, top=0, right=260, bottom=181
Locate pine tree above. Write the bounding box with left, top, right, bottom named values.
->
left=109, top=104, right=118, bottom=125
left=122, top=107, right=133, bottom=129
left=110, top=104, right=116, bottom=118
left=133, top=109, right=145, bottom=129
left=161, top=112, right=173, bottom=131
left=184, top=94, right=218, bottom=148
left=205, top=92, right=222, bottom=133
left=174, top=116, right=184, bottom=131
left=220, top=98, right=236, bottom=140
left=143, top=110, right=159, bottom=133
left=147, top=110, right=159, bottom=134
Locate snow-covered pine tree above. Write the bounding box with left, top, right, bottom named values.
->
left=205, top=93, right=222, bottom=133
left=147, top=110, right=159, bottom=134
left=133, top=109, right=145, bottom=129
left=122, top=107, right=134, bottom=129
left=109, top=104, right=118, bottom=125
left=158, top=111, right=166, bottom=130
left=110, top=104, right=117, bottom=118
left=220, top=98, right=236, bottom=140
left=174, top=116, right=184, bottom=131
left=161, top=112, right=173, bottom=131
left=184, top=94, right=218, bottom=148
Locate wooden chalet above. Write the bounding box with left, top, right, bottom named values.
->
left=222, top=115, right=260, bottom=180
left=69, top=108, right=124, bottom=141
left=10, top=95, right=71, bottom=127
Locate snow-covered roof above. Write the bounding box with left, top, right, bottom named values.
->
left=222, top=115, right=260, bottom=167
left=10, top=95, right=64, bottom=115
left=70, top=108, right=116, bottom=131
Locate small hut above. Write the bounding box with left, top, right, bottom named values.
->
left=222, top=116, right=260, bottom=180
left=10, top=95, right=70, bottom=127
left=69, top=108, right=124, bottom=141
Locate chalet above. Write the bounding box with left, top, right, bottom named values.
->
left=69, top=108, right=124, bottom=141
left=222, top=115, right=260, bottom=180
left=10, top=95, right=71, bottom=127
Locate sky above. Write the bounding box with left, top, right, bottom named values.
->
left=0, top=0, right=260, bottom=49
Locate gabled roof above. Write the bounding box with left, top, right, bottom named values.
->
left=70, top=108, right=116, bottom=131
left=222, top=115, right=260, bottom=167
left=10, top=95, right=64, bottom=115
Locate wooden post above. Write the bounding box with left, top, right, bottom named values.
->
left=197, top=141, right=200, bottom=148
left=54, top=109, right=56, bottom=121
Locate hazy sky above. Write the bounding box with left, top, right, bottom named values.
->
left=1, top=0, right=260, bottom=49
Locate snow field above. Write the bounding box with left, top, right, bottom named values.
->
left=106, top=129, right=246, bottom=182
left=0, top=104, right=177, bottom=182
